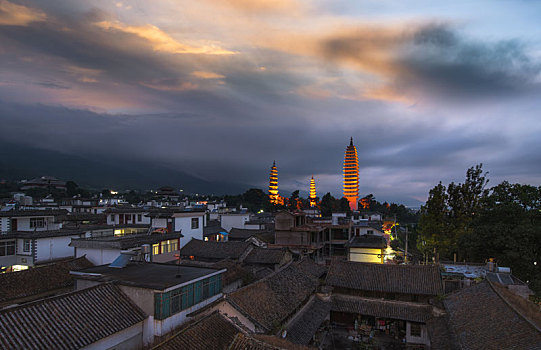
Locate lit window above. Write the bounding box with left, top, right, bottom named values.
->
left=152, top=243, right=159, bottom=255
left=191, top=218, right=199, bottom=229
left=204, top=237, right=209, bottom=241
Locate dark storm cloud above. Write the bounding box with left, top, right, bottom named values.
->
left=319, top=23, right=541, bottom=100
left=1, top=1, right=541, bottom=204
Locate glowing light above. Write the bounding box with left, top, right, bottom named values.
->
left=343, top=137, right=359, bottom=210
left=110, top=190, right=118, bottom=195
left=269, top=160, right=279, bottom=205
left=309, top=176, right=317, bottom=207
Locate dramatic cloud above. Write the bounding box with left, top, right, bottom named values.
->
left=0, top=0, right=46, bottom=26
left=95, top=21, right=236, bottom=55
left=1, top=0, right=541, bottom=204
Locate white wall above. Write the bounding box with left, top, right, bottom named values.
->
left=0, top=217, right=10, bottom=233
left=151, top=218, right=168, bottom=229
left=217, top=300, right=257, bottom=332
left=405, top=322, right=430, bottom=345
left=35, top=235, right=77, bottom=263
left=76, top=247, right=122, bottom=265
left=220, top=214, right=250, bottom=232
left=174, top=214, right=204, bottom=248
left=16, top=216, right=60, bottom=231
left=84, top=322, right=144, bottom=350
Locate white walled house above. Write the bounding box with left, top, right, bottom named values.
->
left=0, top=283, right=147, bottom=350
left=71, top=232, right=182, bottom=265
left=146, top=209, right=205, bottom=249
left=106, top=208, right=152, bottom=226
left=173, top=211, right=205, bottom=248
left=0, top=209, right=67, bottom=233
left=73, top=262, right=226, bottom=345
left=220, top=213, right=251, bottom=233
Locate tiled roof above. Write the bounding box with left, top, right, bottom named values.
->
left=180, top=239, right=253, bottom=261
left=332, top=294, right=434, bottom=323
left=228, top=334, right=312, bottom=350
left=286, top=296, right=331, bottom=344
left=153, top=311, right=240, bottom=350
left=295, top=258, right=327, bottom=279
left=0, top=283, right=146, bottom=349
left=444, top=281, right=541, bottom=350
left=227, top=260, right=320, bottom=331
left=204, top=223, right=227, bottom=236
left=326, top=260, right=443, bottom=296
left=344, top=235, right=386, bottom=249
left=0, top=256, right=93, bottom=303
left=0, top=209, right=68, bottom=217
left=229, top=228, right=271, bottom=240
left=426, top=315, right=460, bottom=350
left=244, top=247, right=289, bottom=265
left=228, top=333, right=278, bottom=350
left=213, top=259, right=254, bottom=286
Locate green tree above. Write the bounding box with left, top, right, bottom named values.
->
left=320, top=192, right=335, bottom=217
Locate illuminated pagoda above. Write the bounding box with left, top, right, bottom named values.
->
left=343, top=137, right=359, bottom=210
left=269, top=161, right=279, bottom=205
left=309, top=176, right=317, bottom=207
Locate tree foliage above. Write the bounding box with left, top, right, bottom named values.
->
left=418, top=165, right=541, bottom=295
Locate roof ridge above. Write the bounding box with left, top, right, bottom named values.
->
left=487, top=280, right=541, bottom=334
left=0, top=281, right=118, bottom=314
left=151, top=310, right=245, bottom=349
left=333, top=293, right=432, bottom=308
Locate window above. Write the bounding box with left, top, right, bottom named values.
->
left=0, top=241, right=16, bottom=256
left=191, top=217, right=199, bottom=229
left=367, top=230, right=373, bottom=235
left=110, top=214, right=115, bottom=222
left=23, top=239, right=31, bottom=253
left=137, top=214, right=142, bottom=222
left=30, top=218, right=45, bottom=229
left=152, top=243, right=159, bottom=255
left=410, top=323, right=422, bottom=337
left=154, top=274, right=223, bottom=320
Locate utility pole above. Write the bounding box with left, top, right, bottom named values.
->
left=404, top=226, right=408, bottom=264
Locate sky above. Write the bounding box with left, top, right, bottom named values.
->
left=1, top=0, right=541, bottom=206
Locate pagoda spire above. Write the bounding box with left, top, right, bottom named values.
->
left=309, top=176, right=317, bottom=207
left=343, top=138, right=359, bottom=210
left=269, top=161, right=279, bottom=205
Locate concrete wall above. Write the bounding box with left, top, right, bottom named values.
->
left=35, top=236, right=77, bottom=263
left=84, top=322, right=144, bottom=350
left=76, top=247, right=122, bottom=266
left=217, top=300, right=258, bottom=333
left=0, top=218, right=10, bottom=233
left=275, top=213, right=295, bottom=231
left=220, top=214, right=250, bottom=232
left=118, top=285, right=156, bottom=316
left=174, top=215, right=204, bottom=248
left=151, top=218, right=168, bottom=229
left=16, top=216, right=60, bottom=231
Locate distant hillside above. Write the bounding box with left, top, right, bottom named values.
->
left=0, top=141, right=250, bottom=195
